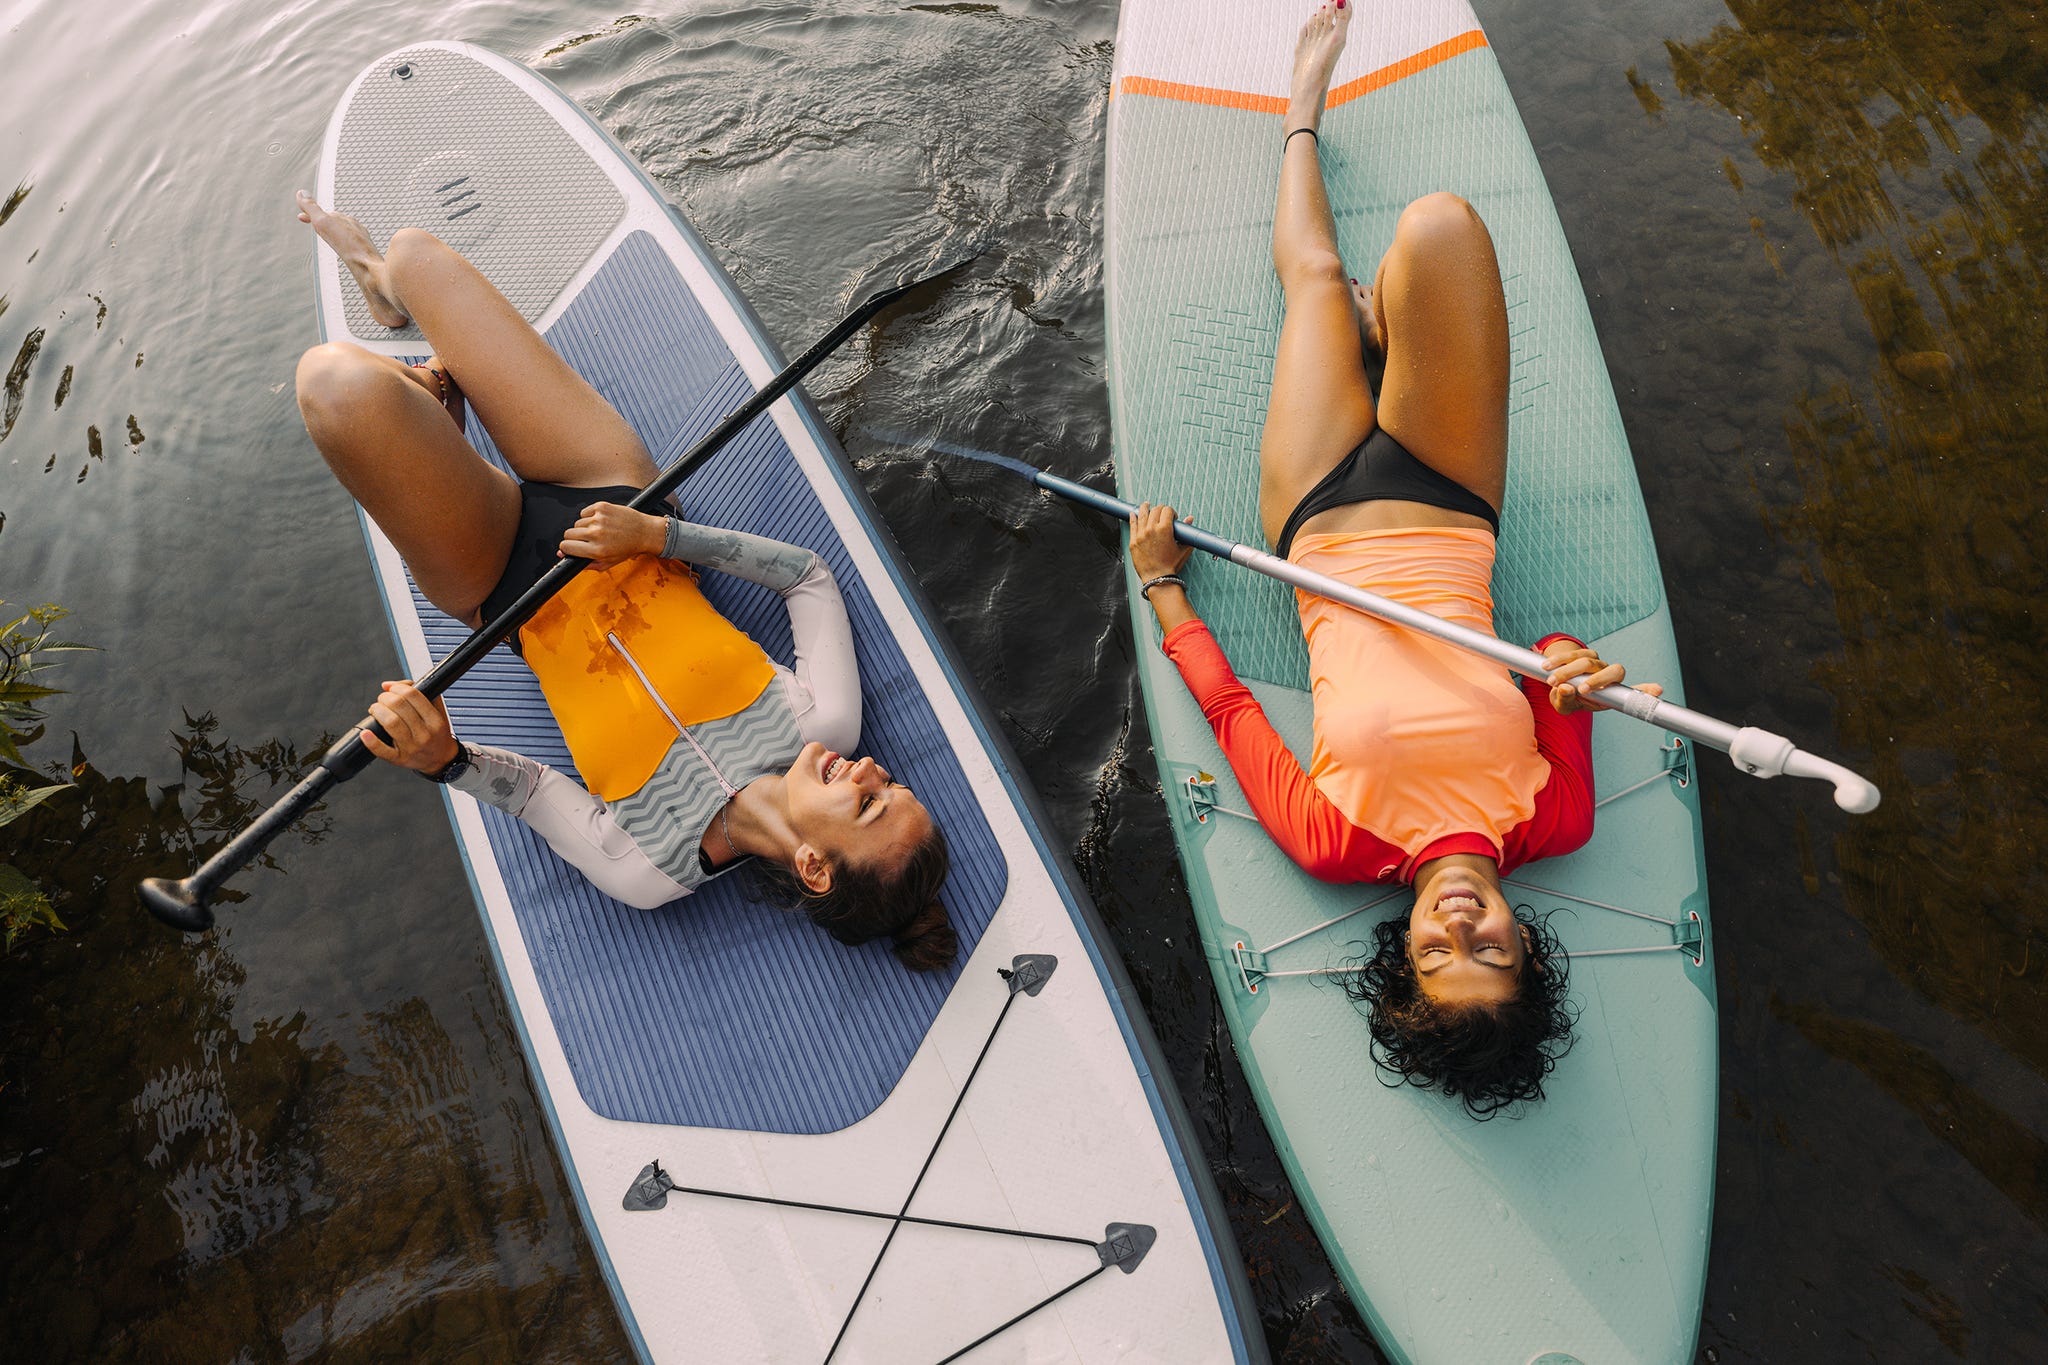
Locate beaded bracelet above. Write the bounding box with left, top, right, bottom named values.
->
left=1140, top=574, right=1187, bottom=600
left=410, top=362, right=453, bottom=408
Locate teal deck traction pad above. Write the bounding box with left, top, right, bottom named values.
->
left=406, top=232, right=1007, bottom=1134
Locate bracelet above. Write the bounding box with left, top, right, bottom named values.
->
left=1285, top=127, right=1319, bottom=149
left=410, top=362, right=452, bottom=408
left=1140, top=574, right=1186, bottom=600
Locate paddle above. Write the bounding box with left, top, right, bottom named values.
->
left=137, top=254, right=978, bottom=932
left=897, top=435, right=1881, bottom=814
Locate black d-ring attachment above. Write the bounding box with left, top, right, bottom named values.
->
left=392, top=63, right=414, bottom=81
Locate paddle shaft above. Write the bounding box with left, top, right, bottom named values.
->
left=1020, top=466, right=1880, bottom=814
left=140, top=262, right=962, bottom=930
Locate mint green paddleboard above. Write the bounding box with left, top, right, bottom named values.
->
left=1105, top=3, right=1716, bottom=1361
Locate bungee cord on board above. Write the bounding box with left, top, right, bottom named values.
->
left=620, top=956, right=1158, bottom=1365
left=1208, top=742, right=1705, bottom=994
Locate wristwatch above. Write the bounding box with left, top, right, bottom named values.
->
left=421, top=742, right=474, bottom=785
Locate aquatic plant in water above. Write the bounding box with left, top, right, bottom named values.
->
left=0, top=601, right=93, bottom=947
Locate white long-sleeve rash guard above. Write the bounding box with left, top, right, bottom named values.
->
left=446, top=519, right=861, bottom=908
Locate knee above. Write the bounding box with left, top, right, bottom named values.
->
left=1275, top=246, right=1350, bottom=294
left=1394, top=192, right=1487, bottom=249
left=294, top=342, right=396, bottom=432
left=383, top=227, right=448, bottom=292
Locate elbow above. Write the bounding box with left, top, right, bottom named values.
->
left=613, top=881, right=685, bottom=911
left=1544, top=800, right=1596, bottom=860
left=810, top=705, right=862, bottom=761
left=1292, top=842, right=1371, bottom=884
left=791, top=552, right=835, bottom=599
left=583, top=845, right=691, bottom=909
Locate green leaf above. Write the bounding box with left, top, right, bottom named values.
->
left=0, top=864, right=64, bottom=949
left=0, top=780, right=70, bottom=826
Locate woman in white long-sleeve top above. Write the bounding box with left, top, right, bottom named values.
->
left=290, top=192, right=955, bottom=971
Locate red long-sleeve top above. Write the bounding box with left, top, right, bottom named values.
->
left=1161, top=620, right=1596, bottom=884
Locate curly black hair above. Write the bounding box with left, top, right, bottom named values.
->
left=1344, top=906, right=1576, bottom=1120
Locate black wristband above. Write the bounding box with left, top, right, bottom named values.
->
left=1285, top=126, right=1319, bottom=148
left=421, top=742, right=473, bottom=785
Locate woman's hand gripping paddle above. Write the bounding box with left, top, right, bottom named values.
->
left=138, top=252, right=980, bottom=933
left=914, top=438, right=1880, bottom=815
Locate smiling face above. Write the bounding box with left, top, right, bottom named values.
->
left=1405, top=861, right=1533, bottom=1007
left=784, top=741, right=934, bottom=892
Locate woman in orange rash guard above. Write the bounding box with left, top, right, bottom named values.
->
left=1128, top=1, right=1660, bottom=1117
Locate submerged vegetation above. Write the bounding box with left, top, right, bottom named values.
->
left=1665, top=0, right=2048, bottom=1068
left=0, top=602, right=92, bottom=948
left=0, top=600, right=335, bottom=951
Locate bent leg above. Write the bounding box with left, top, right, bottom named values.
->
left=296, top=341, right=521, bottom=626
left=1258, top=1, right=1376, bottom=548
left=380, top=228, right=657, bottom=489
left=1370, top=192, right=1511, bottom=511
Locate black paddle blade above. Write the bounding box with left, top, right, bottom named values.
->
left=139, top=876, right=216, bottom=933
left=854, top=242, right=985, bottom=317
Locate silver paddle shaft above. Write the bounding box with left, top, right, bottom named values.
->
left=1232, top=542, right=1879, bottom=813
left=1009, top=464, right=1881, bottom=815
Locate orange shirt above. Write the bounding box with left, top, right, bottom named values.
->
left=1291, top=526, right=1552, bottom=862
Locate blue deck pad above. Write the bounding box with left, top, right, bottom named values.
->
left=405, top=231, right=1007, bottom=1134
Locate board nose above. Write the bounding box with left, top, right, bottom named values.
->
left=405, top=151, right=497, bottom=256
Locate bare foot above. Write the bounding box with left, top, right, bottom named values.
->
left=296, top=190, right=409, bottom=328
left=1287, top=1, right=1353, bottom=136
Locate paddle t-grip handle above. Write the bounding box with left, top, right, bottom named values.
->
left=1736, top=726, right=1883, bottom=813
left=1604, top=696, right=1882, bottom=814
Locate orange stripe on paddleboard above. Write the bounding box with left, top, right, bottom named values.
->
left=1115, top=76, right=1288, bottom=114
left=1328, top=29, right=1487, bottom=106
left=1114, top=29, right=1487, bottom=111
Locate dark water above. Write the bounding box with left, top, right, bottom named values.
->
left=3, top=0, right=2043, bottom=1360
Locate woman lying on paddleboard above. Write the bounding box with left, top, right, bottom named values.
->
left=292, top=193, right=955, bottom=971
left=1129, top=1, right=1658, bottom=1113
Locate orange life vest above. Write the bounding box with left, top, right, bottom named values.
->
left=517, top=555, right=775, bottom=801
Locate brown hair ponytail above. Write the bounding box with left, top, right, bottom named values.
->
left=888, top=896, right=958, bottom=973
left=755, top=822, right=957, bottom=972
